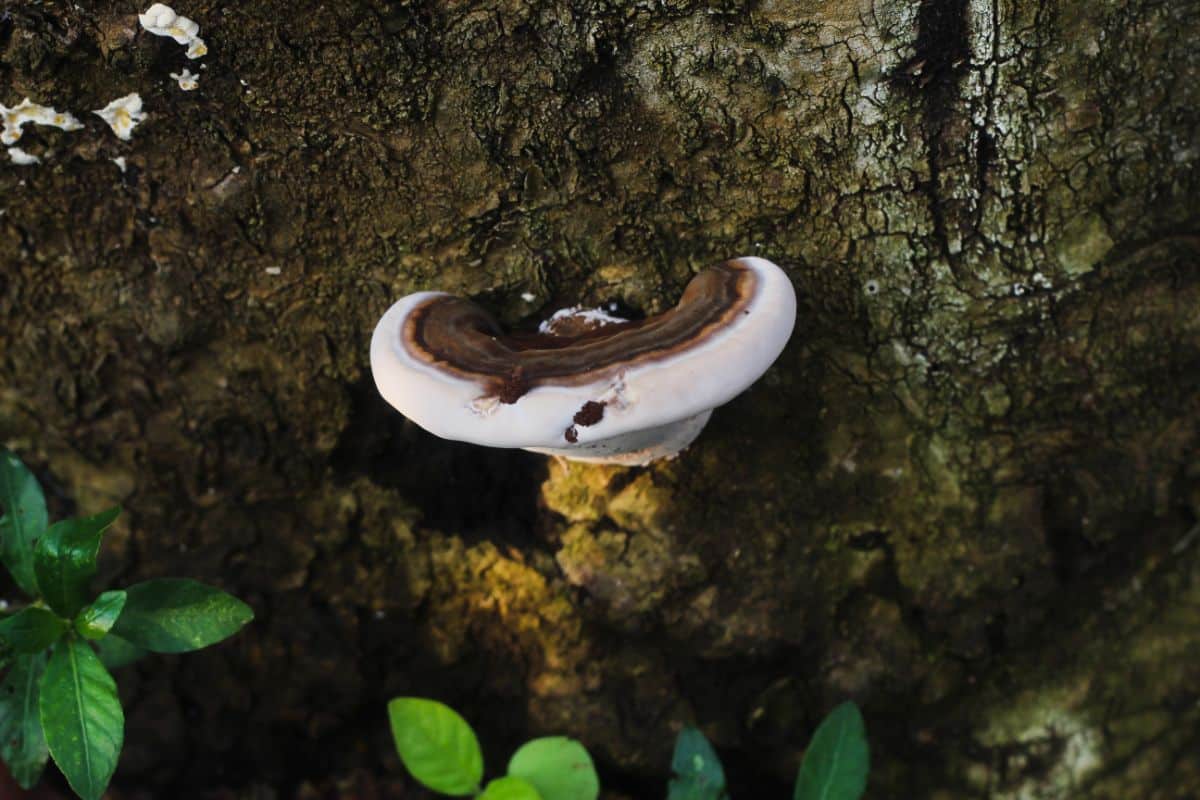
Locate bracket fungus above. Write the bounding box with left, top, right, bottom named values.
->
left=370, top=257, right=796, bottom=465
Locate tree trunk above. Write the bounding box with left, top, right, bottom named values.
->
left=1, top=0, right=1197, bottom=796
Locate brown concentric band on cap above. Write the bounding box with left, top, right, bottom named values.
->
left=401, top=260, right=758, bottom=403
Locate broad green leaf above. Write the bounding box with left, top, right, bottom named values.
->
left=793, top=702, right=869, bottom=800
left=39, top=638, right=123, bottom=800
left=0, top=608, right=68, bottom=653
left=480, top=776, right=543, bottom=800
left=387, top=697, right=483, bottom=796
left=111, top=579, right=253, bottom=653
left=668, top=727, right=727, bottom=800
left=0, top=448, right=48, bottom=597
left=33, top=507, right=120, bottom=618
left=75, top=591, right=127, bottom=641
left=94, top=634, right=147, bottom=670
left=0, top=652, right=49, bottom=788
left=507, top=736, right=599, bottom=800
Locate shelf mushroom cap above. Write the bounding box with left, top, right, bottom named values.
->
left=370, top=256, right=796, bottom=465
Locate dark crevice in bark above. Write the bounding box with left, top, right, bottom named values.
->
left=906, top=0, right=972, bottom=127
left=895, top=0, right=973, bottom=267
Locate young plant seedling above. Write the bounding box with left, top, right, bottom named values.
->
left=387, top=697, right=600, bottom=800
left=0, top=448, right=254, bottom=800
left=668, top=726, right=728, bottom=800
left=668, top=701, right=869, bottom=800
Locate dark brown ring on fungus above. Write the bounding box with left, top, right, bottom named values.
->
left=402, top=261, right=756, bottom=403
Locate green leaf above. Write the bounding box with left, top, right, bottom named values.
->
left=33, top=507, right=120, bottom=618
left=668, top=727, right=727, bottom=800
left=387, top=697, right=483, bottom=796
left=793, top=702, right=869, bottom=800
left=0, top=652, right=49, bottom=789
left=0, top=608, right=68, bottom=654
left=111, top=579, right=253, bottom=653
left=39, top=638, right=123, bottom=800
left=507, top=736, right=599, bottom=800
left=0, top=448, right=49, bottom=598
left=94, top=634, right=147, bottom=670
left=75, top=591, right=127, bottom=641
left=480, top=776, right=543, bottom=800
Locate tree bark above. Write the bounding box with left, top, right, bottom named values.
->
left=1, top=0, right=1197, bottom=796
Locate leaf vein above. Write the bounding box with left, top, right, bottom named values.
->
left=68, top=644, right=94, bottom=788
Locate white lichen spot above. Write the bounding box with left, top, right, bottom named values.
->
left=1, top=98, right=84, bottom=145
left=7, top=147, right=41, bottom=165
left=112, top=156, right=127, bottom=172
left=1031, top=272, right=1053, bottom=290
left=170, top=68, right=200, bottom=91
left=979, top=698, right=1103, bottom=800
left=1056, top=214, right=1114, bottom=277
left=93, top=94, right=146, bottom=141
left=139, top=4, right=207, bottom=58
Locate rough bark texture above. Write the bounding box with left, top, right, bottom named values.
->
left=1, top=0, right=1198, bottom=797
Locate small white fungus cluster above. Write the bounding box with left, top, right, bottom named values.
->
left=139, top=3, right=207, bottom=60
left=8, top=147, right=41, bottom=165
left=4, top=4, right=214, bottom=167
left=93, top=94, right=148, bottom=141
left=2, top=99, right=84, bottom=145
left=2, top=99, right=84, bottom=166
left=170, top=69, right=200, bottom=91
left=141, top=3, right=208, bottom=93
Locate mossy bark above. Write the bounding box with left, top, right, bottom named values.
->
left=1, top=0, right=1197, bottom=797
